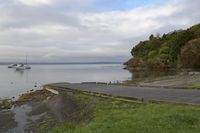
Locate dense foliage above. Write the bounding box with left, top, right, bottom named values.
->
left=128, top=23, right=200, bottom=68
left=180, top=38, right=200, bottom=68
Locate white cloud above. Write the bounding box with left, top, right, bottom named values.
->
left=79, top=3, right=179, bottom=37
left=0, top=0, right=200, bottom=62
left=17, top=0, right=53, bottom=6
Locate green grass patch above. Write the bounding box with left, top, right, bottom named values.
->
left=191, top=82, right=200, bottom=89
left=40, top=93, right=200, bottom=133
left=0, top=99, right=13, bottom=109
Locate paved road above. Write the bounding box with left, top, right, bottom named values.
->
left=47, top=83, right=200, bottom=105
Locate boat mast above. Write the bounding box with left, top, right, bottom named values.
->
left=26, top=55, right=27, bottom=65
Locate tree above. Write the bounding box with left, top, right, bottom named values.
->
left=149, top=34, right=154, bottom=40
left=179, top=38, right=200, bottom=68
left=127, top=23, right=200, bottom=68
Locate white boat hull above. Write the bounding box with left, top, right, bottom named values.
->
left=8, top=63, right=31, bottom=70
left=16, top=67, right=25, bottom=71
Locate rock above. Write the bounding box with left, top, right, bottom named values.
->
left=189, top=72, right=200, bottom=75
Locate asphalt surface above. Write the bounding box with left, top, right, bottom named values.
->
left=47, top=83, right=200, bottom=105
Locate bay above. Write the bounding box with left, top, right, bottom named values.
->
left=0, top=64, right=131, bottom=98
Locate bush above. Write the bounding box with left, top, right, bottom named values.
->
left=179, top=38, right=200, bottom=68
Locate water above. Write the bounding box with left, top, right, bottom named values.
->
left=8, top=104, right=46, bottom=133
left=0, top=64, right=131, bottom=98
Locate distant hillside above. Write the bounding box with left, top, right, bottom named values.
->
left=125, top=23, right=200, bottom=69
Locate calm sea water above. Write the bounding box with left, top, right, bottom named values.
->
left=0, top=64, right=131, bottom=98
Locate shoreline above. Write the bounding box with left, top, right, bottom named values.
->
left=122, top=68, right=200, bottom=89
left=1, top=86, right=200, bottom=133
left=1, top=69, right=200, bottom=132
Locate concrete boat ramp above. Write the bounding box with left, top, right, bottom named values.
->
left=46, top=83, right=200, bottom=105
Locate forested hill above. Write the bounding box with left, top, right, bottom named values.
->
left=125, top=23, right=200, bottom=69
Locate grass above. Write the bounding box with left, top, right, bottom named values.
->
left=39, top=93, right=200, bottom=133
left=191, top=82, right=200, bottom=89
left=16, top=89, right=54, bottom=104
left=0, top=99, right=13, bottom=109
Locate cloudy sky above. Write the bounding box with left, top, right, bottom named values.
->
left=0, top=0, right=200, bottom=63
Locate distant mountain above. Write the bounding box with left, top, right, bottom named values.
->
left=125, top=23, right=200, bottom=69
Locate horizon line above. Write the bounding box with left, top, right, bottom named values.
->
left=0, top=62, right=123, bottom=65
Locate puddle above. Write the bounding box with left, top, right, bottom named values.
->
left=6, top=104, right=46, bottom=133
left=9, top=105, right=32, bottom=132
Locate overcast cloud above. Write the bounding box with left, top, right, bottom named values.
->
left=0, top=0, right=200, bottom=63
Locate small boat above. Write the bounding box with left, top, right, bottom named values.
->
left=15, top=64, right=25, bottom=71
left=8, top=64, right=17, bottom=68
left=24, top=64, right=31, bottom=69
left=24, top=55, right=31, bottom=69
left=8, top=56, right=31, bottom=70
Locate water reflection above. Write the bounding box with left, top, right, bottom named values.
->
left=14, top=70, right=25, bottom=76
left=127, top=69, right=179, bottom=82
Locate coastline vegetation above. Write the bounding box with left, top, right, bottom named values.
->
left=125, top=23, right=200, bottom=69
left=191, top=82, right=200, bottom=89
left=0, top=99, right=13, bottom=110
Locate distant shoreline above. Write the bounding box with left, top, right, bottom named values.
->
left=0, top=62, right=123, bottom=65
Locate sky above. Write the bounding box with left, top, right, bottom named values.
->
left=0, top=0, right=200, bottom=63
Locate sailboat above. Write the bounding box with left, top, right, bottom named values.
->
left=24, top=55, right=31, bottom=69
left=15, top=56, right=31, bottom=71
left=8, top=64, right=18, bottom=68
left=15, top=63, right=25, bottom=71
